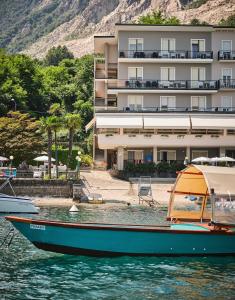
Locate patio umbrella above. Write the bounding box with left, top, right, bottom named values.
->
left=191, top=157, right=211, bottom=164
left=0, top=156, right=9, bottom=161
left=217, top=156, right=235, bottom=162
left=33, top=155, right=55, bottom=162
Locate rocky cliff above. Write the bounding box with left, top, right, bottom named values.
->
left=0, top=0, right=234, bottom=58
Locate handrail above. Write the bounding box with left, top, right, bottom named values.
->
left=108, top=79, right=218, bottom=90
left=218, top=51, right=235, bottom=60
left=119, top=50, right=213, bottom=59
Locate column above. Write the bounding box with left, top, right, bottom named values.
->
left=153, top=147, right=158, bottom=163
left=186, top=146, right=191, bottom=162
left=220, top=147, right=226, bottom=157
left=117, top=147, right=124, bottom=170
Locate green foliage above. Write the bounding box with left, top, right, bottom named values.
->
left=190, top=18, right=209, bottom=25
left=185, top=0, right=209, bottom=9
left=137, top=11, right=181, bottom=25
left=124, top=162, right=156, bottom=175
left=219, top=14, right=235, bottom=27
left=51, top=149, right=78, bottom=169
left=81, top=154, right=93, bottom=167
left=44, top=46, right=74, bottom=66
left=0, top=111, right=44, bottom=164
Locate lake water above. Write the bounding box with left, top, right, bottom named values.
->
left=1, top=206, right=235, bottom=300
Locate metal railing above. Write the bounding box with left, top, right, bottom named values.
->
left=119, top=50, right=213, bottom=59
left=218, top=51, right=235, bottom=60
left=108, top=79, right=218, bottom=90
left=95, top=106, right=235, bottom=113
left=220, top=79, right=235, bottom=89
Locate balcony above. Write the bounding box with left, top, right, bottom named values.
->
left=94, top=97, right=118, bottom=111
left=108, top=79, right=218, bottom=92
left=218, top=51, right=235, bottom=61
left=119, top=50, right=213, bottom=63
left=220, top=79, right=235, bottom=89
left=95, top=106, right=235, bottom=114
left=95, top=58, right=117, bottom=79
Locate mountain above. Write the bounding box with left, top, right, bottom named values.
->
left=0, top=0, right=234, bottom=58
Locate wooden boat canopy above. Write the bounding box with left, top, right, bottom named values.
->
left=168, top=165, right=235, bottom=222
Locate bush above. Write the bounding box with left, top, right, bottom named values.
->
left=124, top=162, right=156, bottom=176
left=81, top=154, right=92, bottom=167
left=156, top=162, right=170, bottom=174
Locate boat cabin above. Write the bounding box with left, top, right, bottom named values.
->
left=167, top=165, right=235, bottom=224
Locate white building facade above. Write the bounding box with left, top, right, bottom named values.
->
left=91, top=24, right=235, bottom=170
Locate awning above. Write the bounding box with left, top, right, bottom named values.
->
left=144, top=116, right=190, bottom=129
left=195, top=165, right=235, bottom=195
left=191, top=116, right=235, bottom=129
left=85, top=117, right=96, bottom=132
left=96, top=116, right=143, bottom=128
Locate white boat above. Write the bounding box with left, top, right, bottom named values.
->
left=0, top=178, right=38, bottom=214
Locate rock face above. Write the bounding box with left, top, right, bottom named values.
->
left=0, top=0, right=234, bottom=58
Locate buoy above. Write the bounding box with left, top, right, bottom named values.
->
left=69, top=204, right=79, bottom=212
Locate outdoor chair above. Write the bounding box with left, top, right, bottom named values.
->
left=151, top=52, right=158, bottom=58
left=119, top=51, right=125, bottom=58
left=151, top=81, right=158, bottom=88
left=145, top=81, right=151, bottom=88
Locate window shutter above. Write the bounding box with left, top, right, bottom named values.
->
left=169, top=39, right=175, bottom=51
left=161, top=68, right=168, bottom=81
left=199, top=68, right=205, bottom=80
left=199, top=40, right=205, bottom=51
left=161, top=39, right=168, bottom=51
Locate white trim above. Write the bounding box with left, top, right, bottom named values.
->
left=128, top=38, right=144, bottom=51
left=221, top=95, right=232, bottom=110
left=191, top=39, right=205, bottom=52
left=222, top=68, right=232, bottom=78
left=221, top=40, right=232, bottom=51
left=161, top=38, right=176, bottom=51
left=191, top=96, right=207, bottom=111
left=159, top=150, right=176, bottom=161
left=160, top=96, right=176, bottom=110
left=160, top=67, right=175, bottom=80
left=128, top=67, right=143, bottom=80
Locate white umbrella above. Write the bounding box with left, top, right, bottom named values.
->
left=0, top=156, right=9, bottom=161
left=191, top=157, right=211, bottom=163
left=34, top=155, right=55, bottom=162
left=218, top=156, right=235, bottom=162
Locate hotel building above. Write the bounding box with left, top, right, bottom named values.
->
left=89, top=24, right=235, bottom=170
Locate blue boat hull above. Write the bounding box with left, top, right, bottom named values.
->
left=6, top=217, right=235, bottom=256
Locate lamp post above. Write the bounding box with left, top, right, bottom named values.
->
left=11, top=98, right=16, bottom=111
left=9, top=155, right=14, bottom=176
left=76, top=151, right=81, bottom=180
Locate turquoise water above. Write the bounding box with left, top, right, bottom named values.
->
left=1, top=206, right=235, bottom=300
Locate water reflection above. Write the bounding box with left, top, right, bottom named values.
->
left=0, top=206, right=235, bottom=300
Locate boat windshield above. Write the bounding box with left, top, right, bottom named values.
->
left=213, top=193, right=235, bottom=225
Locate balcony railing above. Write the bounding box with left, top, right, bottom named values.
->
left=95, top=106, right=235, bottom=113
left=220, top=79, right=235, bottom=89
left=108, top=79, right=218, bottom=90
left=218, top=51, right=235, bottom=61
left=119, top=50, right=213, bottom=59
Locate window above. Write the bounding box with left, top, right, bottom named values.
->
left=161, top=38, right=175, bottom=54
left=222, top=68, right=232, bottom=87
left=221, top=96, right=232, bottom=111
left=160, top=150, right=176, bottom=162
left=192, top=150, right=208, bottom=160
left=191, top=96, right=206, bottom=111
left=160, top=96, right=176, bottom=110
left=128, top=95, right=143, bottom=111
left=191, top=39, right=205, bottom=52
left=128, top=67, right=143, bottom=80
left=126, top=150, right=143, bottom=163
left=191, top=67, right=205, bottom=88
left=161, top=67, right=175, bottom=81
left=128, top=38, right=143, bottom=56
left=222, top=40, right=232, bottom=52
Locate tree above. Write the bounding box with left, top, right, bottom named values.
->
left=219, top=14, right=235, bottom=27
left=0, top=111, right=44, bottom=163
left=137, top=11, right=180, bottom=25
left=190, top=18, right=209, bottom=25
left=44, top=46, right=74, bottom=66
left=64, top=113, right=82, bottom=176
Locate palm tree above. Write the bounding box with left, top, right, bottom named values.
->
left=65, top=113, right=82, bottom=177
left=40, top=116, right=54, bottom=179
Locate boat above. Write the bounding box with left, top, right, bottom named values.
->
left=5, top=165, right=235, bottom=256
left=0, top=177, right=38, bottom=214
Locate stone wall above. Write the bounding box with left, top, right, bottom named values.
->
left=0, top=179, right=75, bottom=198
